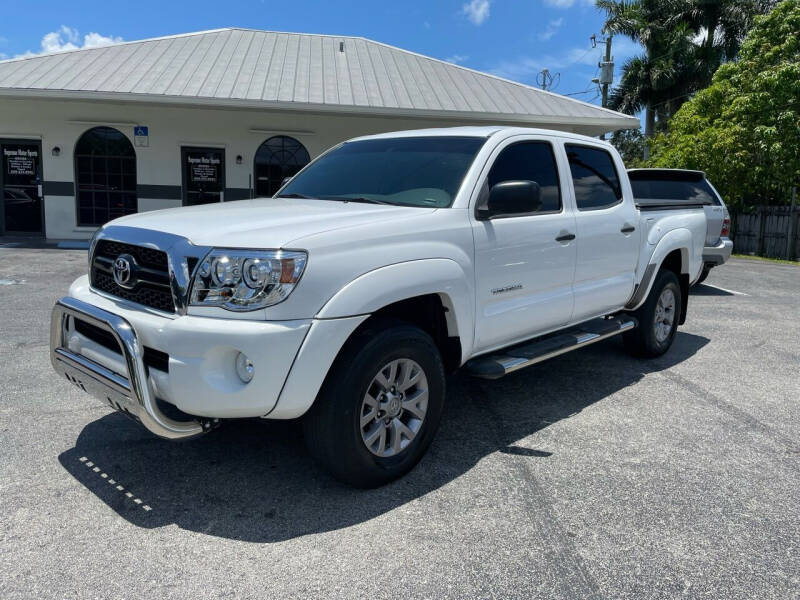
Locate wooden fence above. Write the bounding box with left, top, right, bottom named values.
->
left=730, top=204, right=800, bottom=260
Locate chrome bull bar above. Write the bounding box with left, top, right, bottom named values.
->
left=50, top=296, right=207, bottom=440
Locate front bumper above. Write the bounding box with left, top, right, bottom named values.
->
left=51, top=297, right=209, bottom=439
left=51, top=277, right=313, bottom=436
left=702, top=238, right=733, bottom=266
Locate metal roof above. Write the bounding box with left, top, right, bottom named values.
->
left=0, top=28, right=639, bottom=132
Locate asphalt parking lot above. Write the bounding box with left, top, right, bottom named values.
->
left=1, top=247, right=798, bottom=600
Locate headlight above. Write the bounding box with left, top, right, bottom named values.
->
left=189, top=249, right=307, bottom=311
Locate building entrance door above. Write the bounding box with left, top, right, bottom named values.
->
left=1, top=140, right=44, bottom=236
left=181, top=147, right=225, bottom=206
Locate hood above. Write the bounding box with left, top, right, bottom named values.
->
left=111, top=198, right=437, bottom=248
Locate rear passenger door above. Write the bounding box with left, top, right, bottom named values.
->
left=472, top=137, right=577, bottom=353
left=564, top=143, right=639, bottom=323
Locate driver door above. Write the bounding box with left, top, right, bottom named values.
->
left=471, top=137, right=577, bottom=353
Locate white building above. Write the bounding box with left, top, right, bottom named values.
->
left=0, top=28, right=638, bottom=240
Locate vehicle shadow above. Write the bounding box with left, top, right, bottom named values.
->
left=690, top=283, right=735, bottom=296
left=58, top=331, right=709, bottom=543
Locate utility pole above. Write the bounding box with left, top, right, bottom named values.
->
left=600, top=36, right=613, bottom=110
left=598, top=35, right=614, bottom=140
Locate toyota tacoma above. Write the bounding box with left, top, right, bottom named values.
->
left=50, top=127, right=708, bottom=487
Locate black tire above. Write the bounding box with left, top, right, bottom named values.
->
left=623, top=269, right=682, bottom=358
left=302, top=320, right=446, bottom=488
left=695, top=266, right=710, bottom=285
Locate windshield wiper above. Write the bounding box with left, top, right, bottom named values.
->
left=276, top=193, right=311, bottom=199
left=321, top=196, right=393, bottom=205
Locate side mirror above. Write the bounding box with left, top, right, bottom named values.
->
left=477, top=180, right=542, bottom=219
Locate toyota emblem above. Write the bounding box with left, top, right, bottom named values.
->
left=112, top=254, right=135, bottom=289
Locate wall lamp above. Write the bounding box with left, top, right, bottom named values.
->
left=236, top=154, right=243, bottom=165
left=52, top=146, right=61, bottom=157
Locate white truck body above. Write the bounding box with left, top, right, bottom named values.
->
left=51, top=126, right=707, bottom=485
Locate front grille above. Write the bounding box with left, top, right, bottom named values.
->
left=91, top=240, right=175, bottom=314
left=95, top=240, right=168, bottom=271
left=73, top=317, right=170, bottom=373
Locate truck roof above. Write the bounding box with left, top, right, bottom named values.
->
left=349, top=126, right=612, bottom=146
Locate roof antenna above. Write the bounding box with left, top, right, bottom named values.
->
left=339, top=41, right=345, bottom=53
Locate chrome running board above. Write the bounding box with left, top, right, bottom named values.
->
left=465, top=316, right=637, bottom=380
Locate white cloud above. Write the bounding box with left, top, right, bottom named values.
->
left=16, top=26, right=122, bottom=58
left=83, top=32, right=123, bottom=48
left=41, top=26, right=80, bottom=52
left=444, top=54, right=469, bottom=64
left=538, top=18, right=564, bottom=41
left=462, top=0, right=490, bottom=25
left=543, top=0, right=595, bottom=8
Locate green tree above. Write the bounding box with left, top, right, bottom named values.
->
left=597, top=0, right=690, bottom=137
left=647, top=0, right=800, bottom=211
left=610, top=128, right=648, bottom=166
left=682, top=0, right=778, bottom=90
left=597, top=0, right=775, bottom=139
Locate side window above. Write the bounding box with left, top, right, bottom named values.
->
left=565, top=144, right=622, bottom=210
left=487, top=141, right=561, bottom=213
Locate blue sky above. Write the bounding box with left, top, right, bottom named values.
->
left=0, top=0, right=642, bottom=113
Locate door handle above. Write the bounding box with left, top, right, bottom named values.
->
left=555, top=232, right=576, bottom=242
left=620, top=225, right=636, bottom=234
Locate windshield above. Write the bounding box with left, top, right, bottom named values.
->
left=276, top=136, right=486, bottom=208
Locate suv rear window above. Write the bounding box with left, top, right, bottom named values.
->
left=630, top=177, right=721, bottom=205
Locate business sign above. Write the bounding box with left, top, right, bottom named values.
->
left=187, top=155, right=221, bottom=184
left=4, top=148, right=38, bottom=176
left=134, top=126, right=149, bottom=147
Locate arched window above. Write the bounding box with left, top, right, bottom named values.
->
left=254, top=136, right=310, bottom=197
left=75, top=126, right=137, bottom=226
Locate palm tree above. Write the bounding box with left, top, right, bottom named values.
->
left=682, top=0, right=777, bottom=89
left=597, top=0, right=774, bottom=140
left=596, top=0, right=689, bottom=138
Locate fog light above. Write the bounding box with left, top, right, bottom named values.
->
left=235, top=352, right=254, bottom=383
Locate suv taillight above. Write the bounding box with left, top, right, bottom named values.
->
left=721, top=217, right=730, bottom=238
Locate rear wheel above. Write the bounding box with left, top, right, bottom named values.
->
left=695, top=266, right=710, bottom=285
left=302, top=321, right=445, bottom=488
left=624, top=269, right=682, bottom=358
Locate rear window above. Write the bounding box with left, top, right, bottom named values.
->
left=630, top=177, right=721, bottom=205
left=565, top=145, right=622, bottom=210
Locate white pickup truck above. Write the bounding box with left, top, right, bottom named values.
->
left=50, top=127, right=707, bottom=487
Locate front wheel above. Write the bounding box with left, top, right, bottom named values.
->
left=302, top=321, right=445, bottom=488
left=624, top=269, right=682, bottom=358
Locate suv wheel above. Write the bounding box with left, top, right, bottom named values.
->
left=624, top=269, right=682, bottom=358
left=303, top=321, right=445, bottom=488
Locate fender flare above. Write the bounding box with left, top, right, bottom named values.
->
left=316, top=258, right=475, bottom=358
left=627, top=228, right=693, bottom=311
left=269, top=259, right=474, bottom=419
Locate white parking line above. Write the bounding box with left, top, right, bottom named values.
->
left=705, top=284, right=749, bottom=296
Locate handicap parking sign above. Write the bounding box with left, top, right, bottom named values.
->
left=134, top=126, right=149, bottom=147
